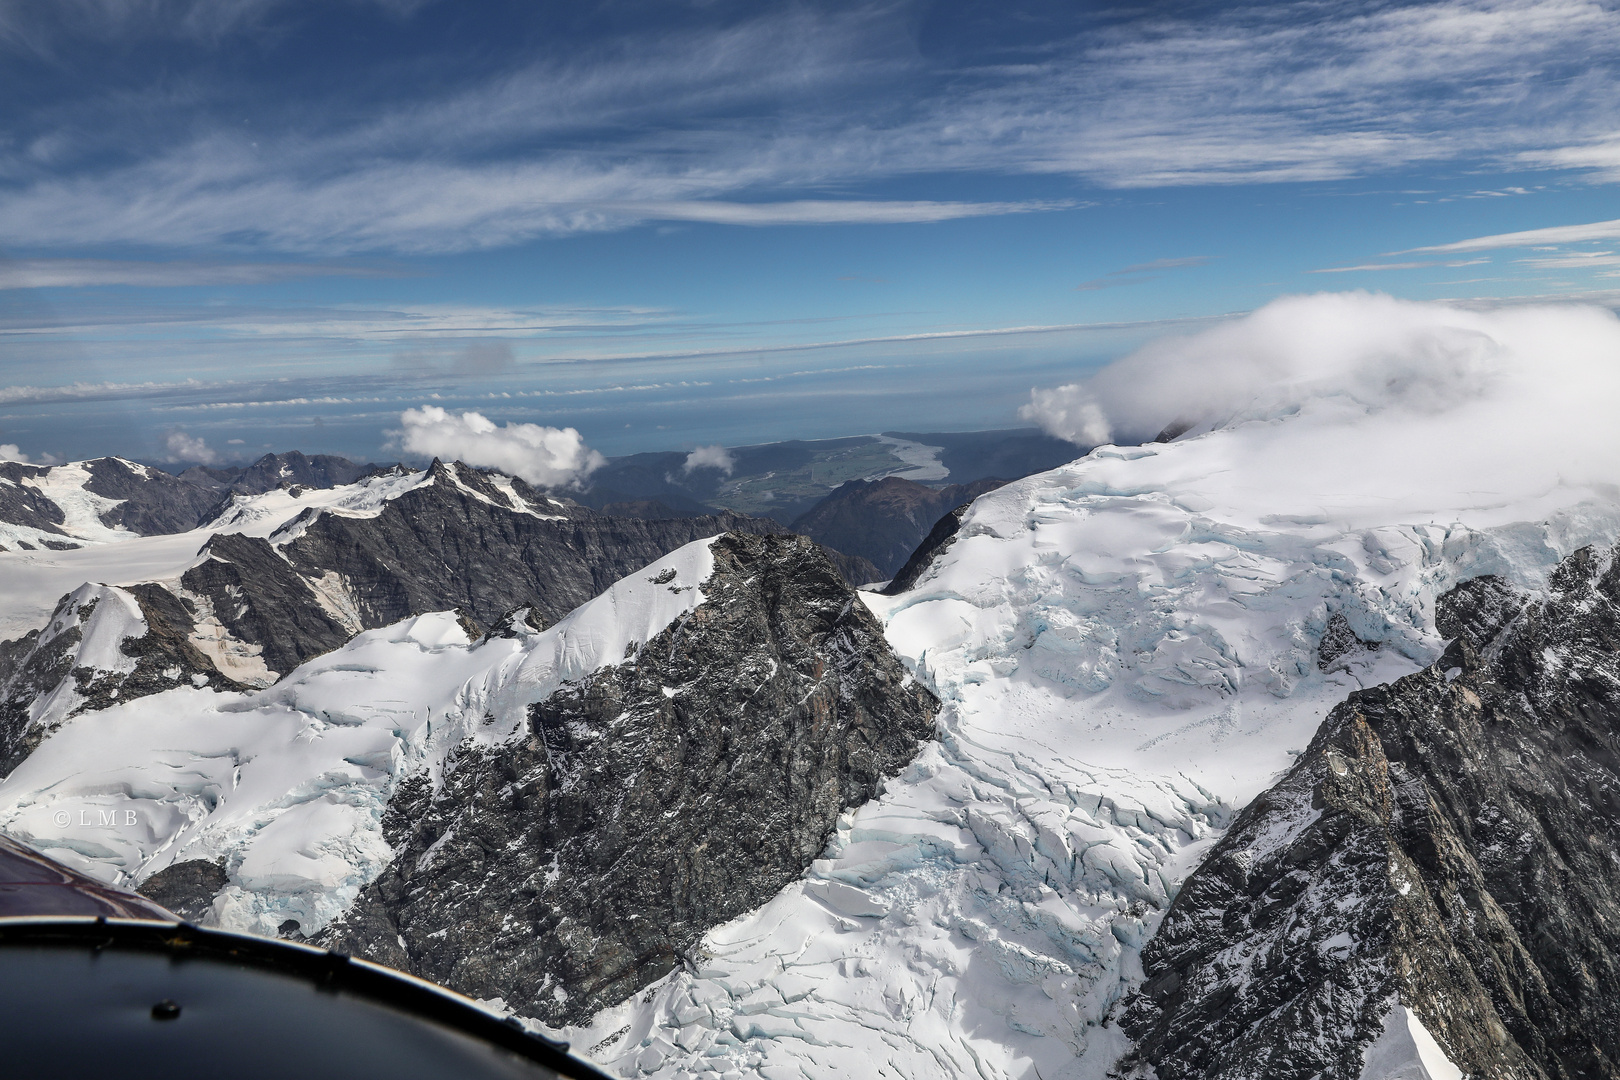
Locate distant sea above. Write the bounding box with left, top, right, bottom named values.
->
left=1, top=327, right=1144, bottom=465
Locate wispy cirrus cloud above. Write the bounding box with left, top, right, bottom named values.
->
left=1404, top=217, right=1620, bottom=253
left=6, top=1, right=1620, bottom=254
left=0, top=0, right=422, bottom=53
left=1309, top=259, right=1488, bottom=274
left=0, top=257, right=403, bottom=288
left=1515, top=251, right=1620, bottom=271
left=1517, top=138, right=1620, bottom=180
left=0, top=148, right=1067, bottom=254
left=1076, top=256, right=1212, bottom=291
left=619, top=200, right=1071, bottom=227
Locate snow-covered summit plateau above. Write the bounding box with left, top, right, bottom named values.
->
left=562, top=295, right=1620, bottom=1079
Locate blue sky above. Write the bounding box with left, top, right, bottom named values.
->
left=5, top=0, right=1620, bottom=467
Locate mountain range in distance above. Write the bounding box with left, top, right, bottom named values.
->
left=0, top=426, right=1078, bottom=584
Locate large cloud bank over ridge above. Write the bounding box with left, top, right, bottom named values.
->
left=1021, top=292, right=1620, bottom=534
left=395, top=406, right=605, bottom=488
left=1025, top=291, right=1620, bottom=448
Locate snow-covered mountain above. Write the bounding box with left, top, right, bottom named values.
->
left=0, top=456, right=221, bottom=550
left=0, top=451, right=390, bottom=555
left=545, top=296, right=1620, bottom=1080
left=0, top=532, right=935, bottom=1024
left=3, top=294, right=1619, bottom=1080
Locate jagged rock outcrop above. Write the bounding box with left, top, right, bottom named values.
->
left=791, top=475, right=1004, bottom=578
left=1119, top=546, right=1620, bottom=1080
left=321, top=532, right=938, bottom=1025
left=136, top=858, right=231, bottom=922
left=1315, top=610, right=1383, bottom=670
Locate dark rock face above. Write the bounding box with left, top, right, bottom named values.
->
left=100, top=584, right=243, bottom=702
left=265, top=462, right=874, bottom=640
left=321, top=533, right=938, bottom=1026
left=181, top=531, right=355, bottom=680
left=0, top=462, right=70, bottom=543
left=1120, top=546, right=1620, bottom=1080
left=884, top=502, right=972, bottom=595
left=791, top=475, right=1005, bottom=579
left=0, top=604, right=81, bottom=776
left=136, top=858, right=229, bottom=922
left=217, top=451, right=378, bottom=496
left=80, top=457, right=230, bottom=535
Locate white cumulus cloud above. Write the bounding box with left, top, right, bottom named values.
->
left=682, top=444, right=736, bottom=475
left=1022, top=292, right=1620, bottom=461
left=163, top=429, right=219, bottom=465
left=0, top=443, right=30, bottom=463
left=396, top=406, right=605, bottom=488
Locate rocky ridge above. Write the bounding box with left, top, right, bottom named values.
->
left=319, top=532, right=938, bottom=1026
left=0, top=583, right=238, bottom=775
left=184, top=460, right=879, bottom=680
left=1119, top=546, right=1620, bottom=1080
left=177, top=450, right=380, bottom=498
